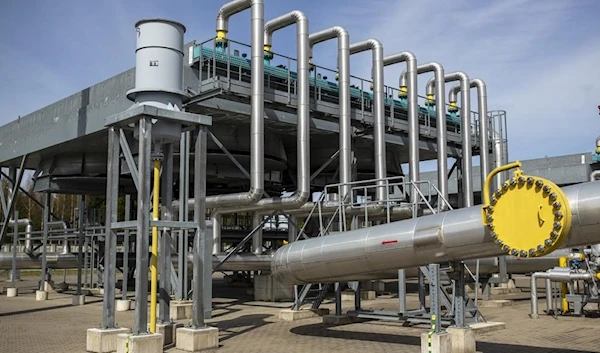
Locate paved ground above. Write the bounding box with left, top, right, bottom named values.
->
left=1, top=273, right=599, bottom=353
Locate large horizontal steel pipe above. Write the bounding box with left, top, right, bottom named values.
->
left=0, top=249, right=571, bottom=276
left=272, top=181, right=600, bottom=285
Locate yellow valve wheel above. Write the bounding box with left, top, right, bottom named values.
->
left=482, top=161, right=571, bottom=257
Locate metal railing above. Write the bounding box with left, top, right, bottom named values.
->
left=191, top=38, right=484, bottom=142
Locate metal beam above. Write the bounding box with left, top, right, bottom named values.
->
left=134, top=118, right=152, bottom=334
left=192, top=125, right=208, bottom=328
left=40, top=193, right=50, bottom=291
left=122, top=194, right=131, bottom=300
left=310, top=150, right=339, bottom=182
left=119, top=129, right=140, bottom=191
left=102, top=126, right=120, bottom=329
left=159, top=143, right=174, bottom=324
left=0, top=155, right=28, bottom=245
left=76, top=196, right=85, bottom=296
left=0, top=170, right=60, bottom=221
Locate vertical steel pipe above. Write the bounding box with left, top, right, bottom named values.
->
left=211, top=0, right=264, bottom=207
left=308, top=26, right=351, bottom=200
left=252, top=213, right=263, bottom=255
left=383, top=52, right=418, bottom=203
left=349, top=39, right=386, bottom=201
left=402, top=62, right=447, bottom=202
left=428, top=72, right=473, bottom=207
left=449, top=79, right=490, bottom=192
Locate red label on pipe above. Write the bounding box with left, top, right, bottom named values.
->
left=381, top=240, right=398, bottom=245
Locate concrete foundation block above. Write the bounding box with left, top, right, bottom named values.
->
left=72, top=294, right=86, bottom=305
left=489, top=287, right=521, bottom=295
left=254, top=274, right=294, bottom=301
left=469, top=321, right=506, bottom=335
left=279, top=308, right=330, bottom=321
left=176, top=326, right=219, bottom=352
left=341, top=290, right=376, bottom=301
left=446, top=327, right=477, bottom=353
left=116, top=333, right=162, bottom=353
left=36, top=290, right=48, bottom=301
left=115, top=299, right=131, bottom=312
left=7, top=287, right=18, bottom=297
left=478, top=299, right=513, bottom=308
left=171, top=300, right=193, bottom=320
left=322, top=315, right=355, bottom=325
left=420, top=332, right=452, bottom=353
left=86, top=327, right=131, bottom=353
left=148, top=322, right=184, bottom=346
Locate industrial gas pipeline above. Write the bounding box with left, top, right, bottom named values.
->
left=272, top=161, right=600, bottom=284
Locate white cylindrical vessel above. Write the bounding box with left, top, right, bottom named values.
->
left=127, top=18, right=189, bottom=144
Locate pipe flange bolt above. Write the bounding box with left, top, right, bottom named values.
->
left=487, top=175, right=571, bottom=257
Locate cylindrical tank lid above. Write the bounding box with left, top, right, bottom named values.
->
left=135, top=18, right=187, bottom=33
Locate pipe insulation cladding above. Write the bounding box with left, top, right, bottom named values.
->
left=272, top=180, right=600, bottom=285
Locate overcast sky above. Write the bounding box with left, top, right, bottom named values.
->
left=1, top=0, right=599, bottom=166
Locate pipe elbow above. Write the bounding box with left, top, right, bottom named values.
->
left=399, top=70, right=408, bottom=88
left=246, top=187, right=264, bottom=204
left=426, top=77, right=436, bottom=96
left=470, top=78, right=487, bottom=96
left=449, top=84, right=461, bottom=102
left=216, top=0, right=254, bottom=32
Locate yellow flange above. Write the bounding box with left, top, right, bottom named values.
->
left=482, top=161, right=572, bottom=257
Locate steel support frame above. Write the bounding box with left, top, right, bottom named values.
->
left=134, top=118, right=152, bottom=334
left=40, top=192, right=51, bottom=291
left=429, top=264, right=441, bottom=333
left=76, top=196, right=85, bottom=296
left=191, top=125, right=208, bottom=328
left=122, top=195, right=131, bottom=300
left=102, top=126, right=120, bottom=330
left=178, top=131, right=190, bottom=300
left=0, top=155, right=28, bottom=245
left=159, top=143, right=174, bottom=324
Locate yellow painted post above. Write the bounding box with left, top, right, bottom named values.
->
left=150, top=159, right=161, bottom=333
left=559, top=256, right=569, bottom=313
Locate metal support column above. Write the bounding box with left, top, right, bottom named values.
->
left=40, top=193, right=50, bottom=291
left=159, top=143, right=174, bottom=324
left=334, top=283, right=342, bottom=315
left=11, top=210, right=18, bottom=288
left=102, top=126, right=120, bottom=329
left=76, top=196, right=85, bottom=296
left=191, top=126, right=208, bottom=328
left=122, top=195, right=131, bottom=300
left=454, top=262, right=466, bottom=328
left=398, top=269, right=407, bottom=314
left=178, top=131, right=189, bottom=300
left=134, top=118, right=152, bottom=334
left=429, top=264, right=441, bottom=333
left=0, top=156, right=28, bottom=245
left=354, top=282, right=362, bottom=311
left=418, top=269, right=427, bottom=311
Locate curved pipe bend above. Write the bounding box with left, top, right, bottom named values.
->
left=429, top=71, right=474, bottom=207
left=210, top=0, right=265, bottom=208
left=448, top=78, right=490, bottom=191
left=399, top=62, right=447, bottom=205
left=383, top=52, right=419, bottom=204
left=349, top=39, right=387, bottom=202
left=308, top=26, right=352, bottom=201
